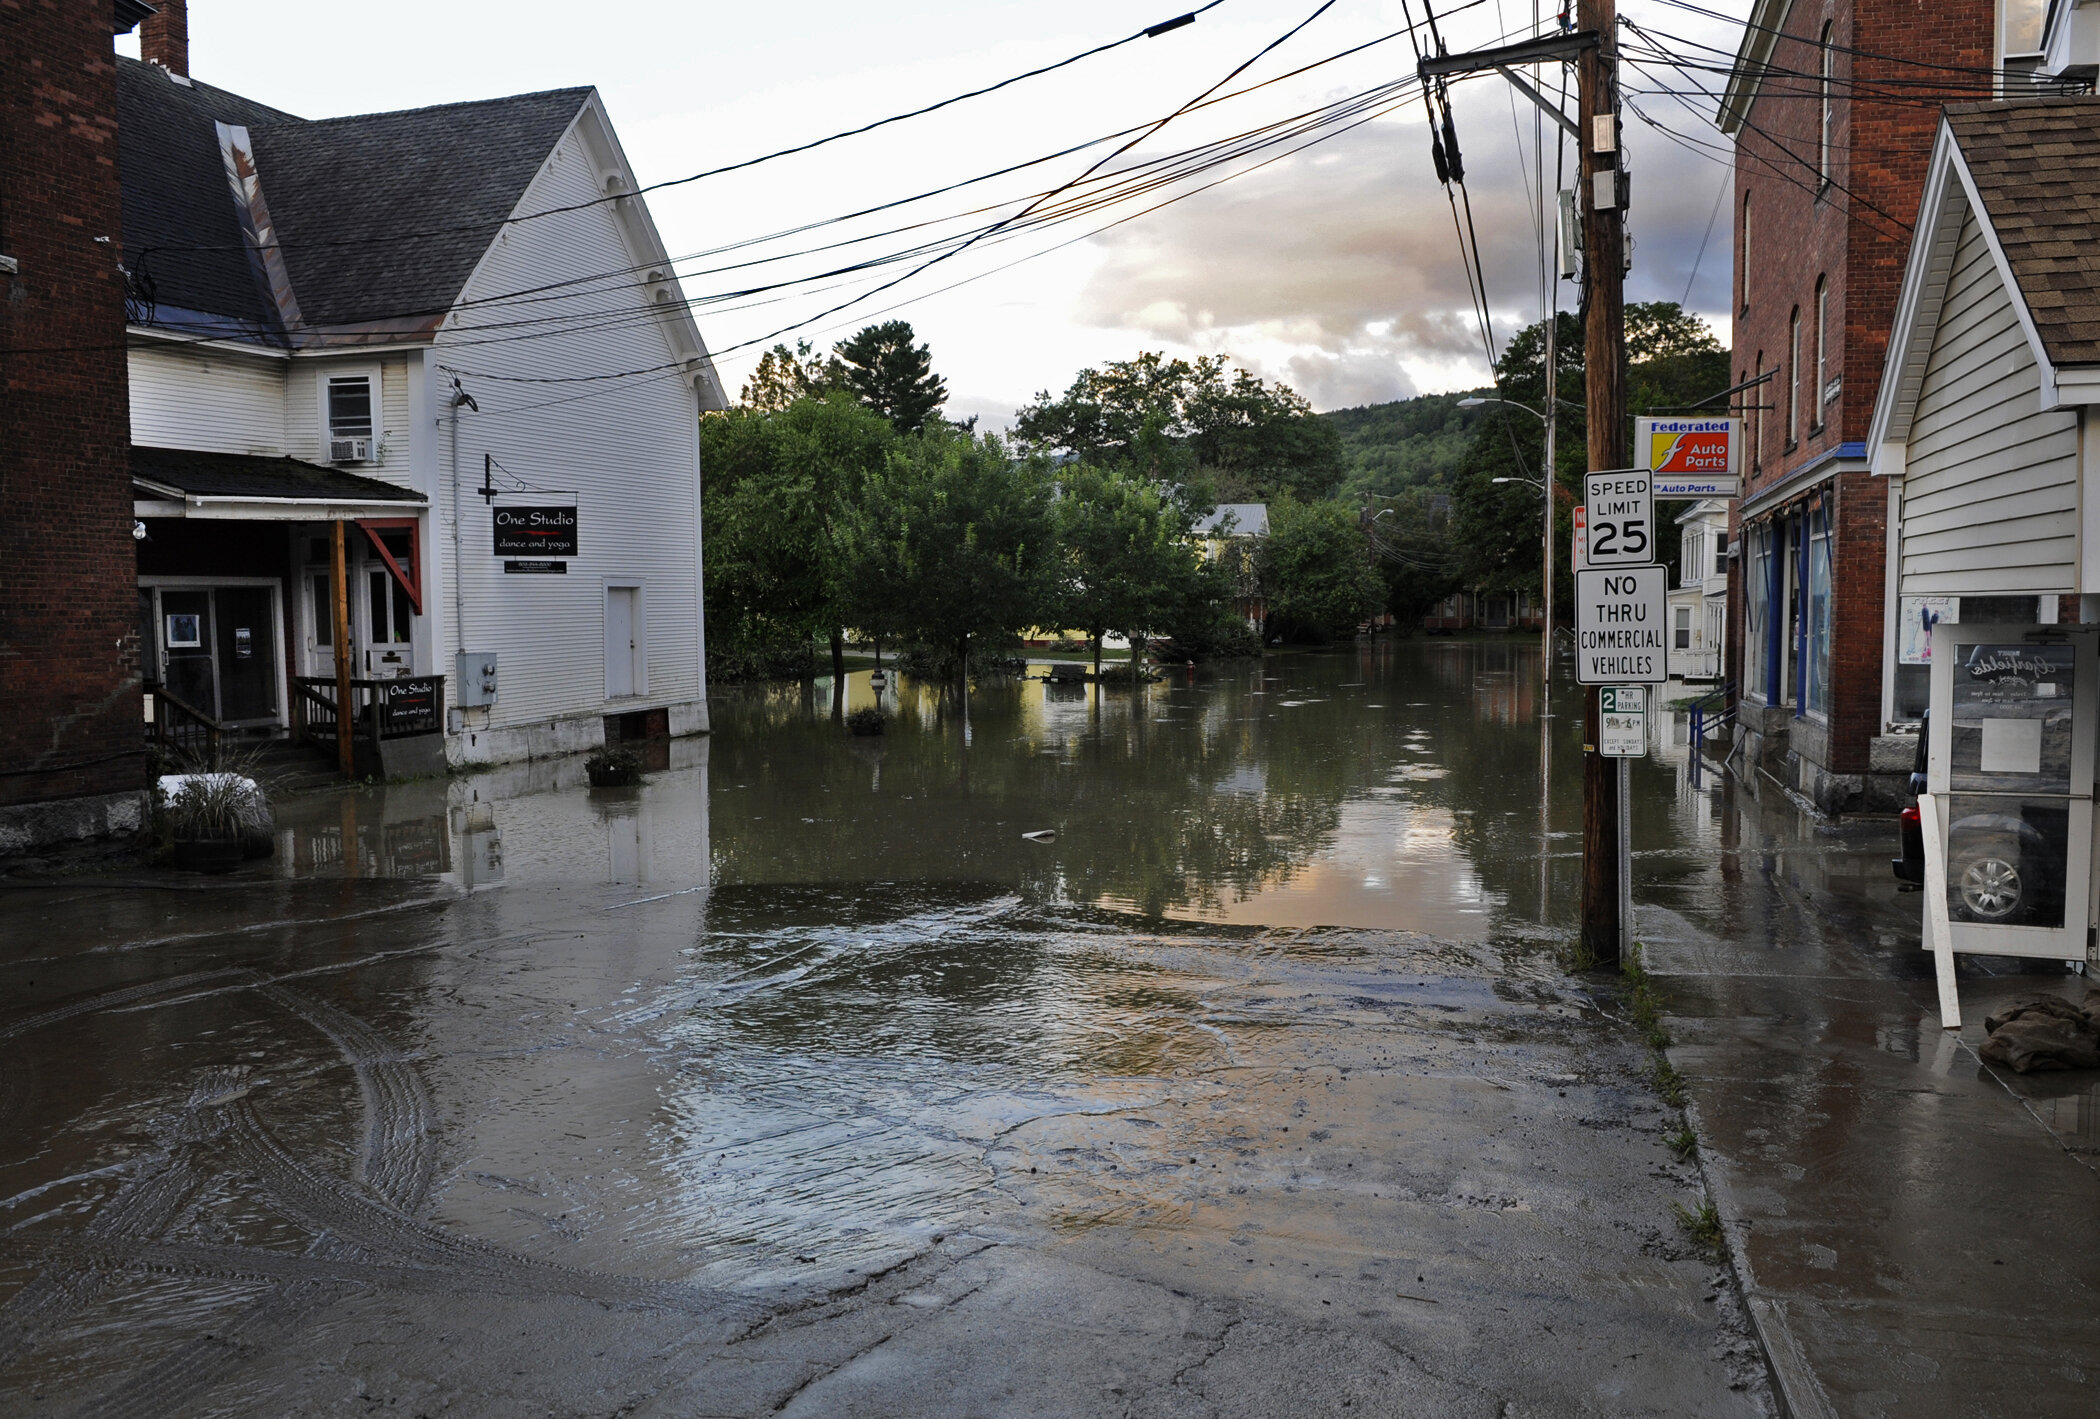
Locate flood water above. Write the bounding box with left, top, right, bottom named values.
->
left=0, top=640, right=1936, bottom=1414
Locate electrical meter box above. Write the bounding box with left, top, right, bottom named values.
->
left=455, top=652, right=498, bottom=707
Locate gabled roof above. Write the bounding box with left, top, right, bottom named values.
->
left=1945, top=100, right=2100, bottom=367
left=1870, top=99, right=2100, bottom=454
left=1717, top=0, right=1794, bottom=136
left=254, top=87, right=593, bottom=329
left=132, top=445, right=425, bottom=504
left=117, top=58, right=588, bottom=337
left=1194, top=503, right=1270, bottom=537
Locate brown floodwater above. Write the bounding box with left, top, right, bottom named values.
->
left=0, top=641, right=1806, bottom=1414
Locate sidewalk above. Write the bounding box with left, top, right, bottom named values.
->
left=1639, top=821, right=2100, bottom=1419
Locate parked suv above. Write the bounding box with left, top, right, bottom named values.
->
left=1893, top=711, right=2069, bottom=924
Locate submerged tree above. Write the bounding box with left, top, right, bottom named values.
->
left=1049, top=465, right=1202, bottom=678
left=1256, top=496, right=1383, bottom=643
left=839, top=428, right=1056, bottom=681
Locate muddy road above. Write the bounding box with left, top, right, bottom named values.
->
left=2, top=644, right=1779, bottom=1415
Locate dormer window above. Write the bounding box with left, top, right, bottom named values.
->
left=325, top=370, right=376, bottom=463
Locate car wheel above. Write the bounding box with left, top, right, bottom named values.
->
left=1954, top=850, right=2024, bottom=922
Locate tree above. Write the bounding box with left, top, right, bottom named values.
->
left=838, top=428, right=1056, bottom=681
left=739, top=339, right=841, bottom=412
left=701, top=396, right=895, bottom=680
left=832, top=320, right=948, bottom=434
left=1049, top=465, right=1202, bottom=678
left=1013, top=352, right=1342, bottom=502
left=1256, top=497, right=1383, bottom=643
left=1448, top=301, right=1729, bottom=613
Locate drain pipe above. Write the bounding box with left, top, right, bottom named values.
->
left=447, top=378, right=477, bottom=660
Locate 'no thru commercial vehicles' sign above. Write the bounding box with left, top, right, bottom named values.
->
left=1582, top=469, right=1652, bottom=568
left=1575, top=566, right=1668, bottom=684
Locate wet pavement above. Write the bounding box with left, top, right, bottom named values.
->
left=2, top=641, right=2092, bottom=1414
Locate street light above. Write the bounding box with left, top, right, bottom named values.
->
left=1461, top=398, right=1558, bottom=681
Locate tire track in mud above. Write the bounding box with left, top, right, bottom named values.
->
left=0, top=1153, right=202, bottom=1374
left=0, top=969, right=256, bottom=1044
left=252, top=985, right=436, bottom=1213
left=205, top=1077, right=738, bottom=1317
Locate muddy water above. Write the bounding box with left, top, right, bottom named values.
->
left=0, top=642, right=1786, bottom=1415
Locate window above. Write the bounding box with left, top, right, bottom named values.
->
left=1753, top=351, right=1766, bottom=469
left=327, top=374, right=374, bottom=439
left=1674, top=607, right=1693, bottom=650
left=1804, top=501, right=1833, bottom=717
left=1745, top=522, right=1772, bottom=699
left=1713, top=530, right=1729, bottom=575
left=1814, top=276, right=1829, bottom=422
left=1787, top=307, right=1803, bottom=446
left=1739, top=192, right=1752, bottom=314
left=2001, top=0, right=2045, bottom=58
left=1817, top=22, right=1834, bottom=186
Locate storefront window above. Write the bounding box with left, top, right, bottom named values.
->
left=1805, top=502, right=1833, bottom=716
left=1745, top=522, right=1771, bottom=701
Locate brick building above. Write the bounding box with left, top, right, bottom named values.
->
left=1718, top=0, right=1998, bottom=812
left=0, top=0, right=158, bottom=854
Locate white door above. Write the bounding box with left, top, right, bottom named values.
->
left=606, top=587, right=640, bottom=698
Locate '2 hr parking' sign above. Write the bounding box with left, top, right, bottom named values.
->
left=1581, top=469, right=1652, bottom=569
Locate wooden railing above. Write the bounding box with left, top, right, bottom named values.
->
left=292, top=676, right=445, bottom=754
left=143, top=682, right=224, bottom=768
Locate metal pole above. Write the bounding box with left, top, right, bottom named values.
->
left=1578, top=0, right=1626, bottom=967
left=1617, top=755, right=1633, bottom=959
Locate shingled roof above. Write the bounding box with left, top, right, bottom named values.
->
left=132, top=446, right=426, bottom=503
left=116, top=57, right=590, bottom=339
left=1947, top=99, right=2100, bottom=368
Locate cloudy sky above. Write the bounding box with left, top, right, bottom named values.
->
left=125, top=1, right=1748, bottom=425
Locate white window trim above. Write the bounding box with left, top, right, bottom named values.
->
left=318, top=362, right=383, bottom=461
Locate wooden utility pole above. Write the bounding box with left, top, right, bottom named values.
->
left=331, top=519, right=354, bottom=778
left=1578, top=0, right=1626, bottom=966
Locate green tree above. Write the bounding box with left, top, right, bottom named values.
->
left=1448, top=301, right=1729, bottom=615
left=1013, top=352, right=1341, bottom=502
left=1256, top=496, right=1383, bottom=643
left=739, top=339, right=841, bottom=412
left=1050, top=465, right=1202, bottom=679
left=833, top=320, right=949, bottom=434
left=701, top=396, right=895, bottom=680
left=1367, top=487, right=1462, bottom=628
left=839, top=428, right=1056, bottom=681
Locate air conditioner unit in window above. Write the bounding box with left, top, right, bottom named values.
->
left=330, top=437, right=372, bottom=463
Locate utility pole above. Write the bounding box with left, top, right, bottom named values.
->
left=1577, top=0, right=1626, bottom=967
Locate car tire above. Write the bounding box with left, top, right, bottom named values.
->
left=1952, top=847, right=2024, bottom=922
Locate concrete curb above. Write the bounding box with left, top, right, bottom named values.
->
left=1683, top=1092, right=1838, bottom=1419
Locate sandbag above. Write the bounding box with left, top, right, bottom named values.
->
left=1979, top=991, right=2100, bottom=1073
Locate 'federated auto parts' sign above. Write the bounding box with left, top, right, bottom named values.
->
left=1575, top=566, right=1668, bottom=684
left=1636, top=416, right=1738, bottom=478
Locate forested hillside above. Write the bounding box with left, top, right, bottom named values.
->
left=1321, top=391, right=1488, bottom=500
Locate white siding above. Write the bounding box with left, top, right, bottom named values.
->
left=1899, top=208, right=2080, bottom=595
left=282, top=354, right=419, bottom=491
left=432, top=120, right=704, bottom=736
left=129, top=344, right=286, bottom=454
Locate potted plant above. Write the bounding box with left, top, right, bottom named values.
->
left=586, top=746, right=643, bottom=787
left=160, top=773, right=271, bottom=874
left=846, top=707, right=887, bottom=736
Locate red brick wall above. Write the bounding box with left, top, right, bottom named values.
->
left=1727, top=0, right=1993, bottom=775
left=0, top=1, right=144, bottom=808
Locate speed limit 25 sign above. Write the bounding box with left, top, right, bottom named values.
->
left=1581, top=470, right=1652, bottom=568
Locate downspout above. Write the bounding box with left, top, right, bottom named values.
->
left=448, top=379, right=477, bottom=658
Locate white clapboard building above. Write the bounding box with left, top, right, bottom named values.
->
left=122, top=53, right=725, bottom=774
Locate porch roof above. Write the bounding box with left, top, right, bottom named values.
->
left=133, top=445, right=426, bottom=517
